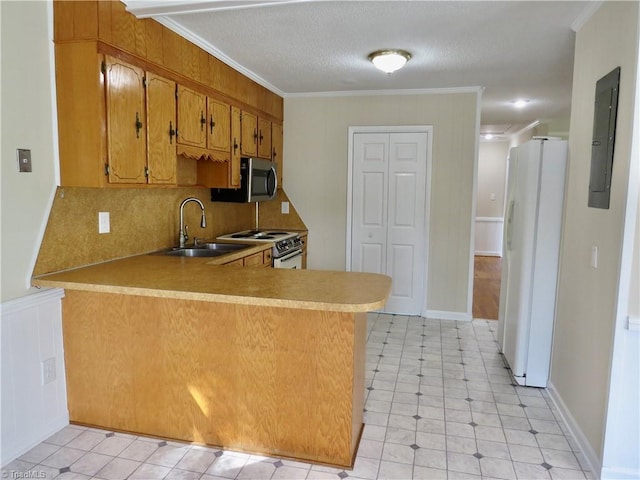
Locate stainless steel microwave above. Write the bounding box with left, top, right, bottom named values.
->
left=210, top=157, right=277, bottom=203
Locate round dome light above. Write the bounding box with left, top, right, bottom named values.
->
left=368, top=49, right=412, bottom=74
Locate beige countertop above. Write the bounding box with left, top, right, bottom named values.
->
left=31, top=248, right=391, bottom=312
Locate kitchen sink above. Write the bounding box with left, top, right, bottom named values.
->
left=157, top=243, right=252, bottom=258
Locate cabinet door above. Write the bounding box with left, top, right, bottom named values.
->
left=207, top=98, right=230, bottom=152
left=240, top=111, right=257, bottom=157
left=271, top=122, right=283, bottom=189
left=176, top=85, right=206, bottom=148
left=104, top=56, right=146, bottom=184
left=230, top=106, right=242, bottom=187
left=146, top=73, right=176, bottom=184
left=257, top=117, right=272, bottom=159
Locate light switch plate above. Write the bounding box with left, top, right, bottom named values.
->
left=281, top=201, right=290, bottom=214
left=99, top=212, right=110, bottom=234
left=17, top=148, right=32, bottom=172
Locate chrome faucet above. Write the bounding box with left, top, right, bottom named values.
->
left=179, top=197, right=207, bottom=248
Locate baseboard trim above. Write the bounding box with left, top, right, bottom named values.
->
left=600, top=467, right=640, bottom=480
left=425, top=310, right=473, bottom=322
left=475, top=251, right=502, bottom=257
left=547, top=381, right=602, bottom=479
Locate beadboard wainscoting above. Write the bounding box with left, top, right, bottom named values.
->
left=475, top=216, right=504, bottom=257
left=1, top=288, right=68, bottom=466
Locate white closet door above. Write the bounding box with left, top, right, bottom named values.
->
left=351, top=131, right=428, bottom=315
left=351, top=133, right=388, bottom=276
left=386, top=133, right=427, bottom=314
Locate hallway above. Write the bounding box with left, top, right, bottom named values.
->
left=472, top=256, right=502, bottom=320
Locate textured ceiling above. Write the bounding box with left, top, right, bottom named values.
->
left=125, top=0, right=593, bottom=139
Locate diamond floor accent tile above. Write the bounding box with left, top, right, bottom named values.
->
left=4, top=314, right=593, bottom=480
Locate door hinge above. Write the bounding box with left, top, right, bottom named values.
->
left=144, top=166, right=149, bottom=178
left=104, top=163, right=110, bottom=176
left=142, top=76, right=146, bottom=88
left=101, top=61, right=106, bottom=74
left=175, top=85, right=178, bottom=99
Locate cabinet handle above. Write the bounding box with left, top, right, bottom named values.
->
left=233, top=138, right=239, bottom=153
left=253, top=128, right=258, bottom=144
left=135, top=112, right=143, bottom=139
left=272, top=148, right=277, bottom=158
left=210, top=115, right=215, bottom=134
left=259, top=130, right=264, bottom=144
left=200, top=111, right=206, bottom=131
left=169, top=121, right=175, bottom=144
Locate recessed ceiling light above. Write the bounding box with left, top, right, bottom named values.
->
left=514, top=100, right=529, bottom=109
left=368, top=49, right=412, bottom=74
left=484, top=134, right=494, bottom=140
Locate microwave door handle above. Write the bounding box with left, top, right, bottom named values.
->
left=268, top=167, right=277, bottom=196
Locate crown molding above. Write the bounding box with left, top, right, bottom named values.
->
left=285, top=86, right=483, bottom=99
left=154, top=16, right=287, bottom=97
left=571, top=1, right=603, bottom=32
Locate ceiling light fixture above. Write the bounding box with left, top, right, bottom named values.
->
left=368, top=49, right=412, bottom=74
left=514, top=99, right=529, bottom=109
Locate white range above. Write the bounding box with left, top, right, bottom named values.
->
left=217, top=229, right=303, bottom=269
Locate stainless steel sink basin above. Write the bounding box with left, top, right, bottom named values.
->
left=159, top=242, right=252, bottom=258
left=199, top=243, right=249, bottom=252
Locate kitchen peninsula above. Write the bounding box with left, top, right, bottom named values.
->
left=32, top=254, right=391, bottom=468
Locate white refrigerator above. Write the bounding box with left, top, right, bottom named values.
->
left=497, top=138, right=567, bottom=387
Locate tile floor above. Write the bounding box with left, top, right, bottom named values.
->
left=2, top=314, right=593, bottom=480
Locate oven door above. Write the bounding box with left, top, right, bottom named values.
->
left=273, top=249, right=303, bottom=269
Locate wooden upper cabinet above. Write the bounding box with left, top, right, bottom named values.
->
left=176, top=85, right=207, bottom=148
left=104, top=56, right=147, bottom=184
left=230, top=106, right=242, bottom=188
left=207, top=99, right=230, bottom=152
left=240, top=111, right=258, bottom=157
left=146, top=73, right=177, bottom=184
left=257, top=117, right=272, bottom=159
left=271, top=122, right=283, bottom=189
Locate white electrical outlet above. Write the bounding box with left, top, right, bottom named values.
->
left=281, top=201, right=290, bottom=214
left=98, top=211, right=110, bottom=234
left=42, top=357, right=56, bottom=385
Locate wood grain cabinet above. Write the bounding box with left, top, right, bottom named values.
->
left=176, top=86, right=231, bottom=154
left=240, top=111, right=258, bottom=157
left=271, top=122, right=283, bottom=188
left=257, top=117, right=272, bottom=159
left=299, top=233, right=308, bottom=269
left=104, top=56, right=177, bottom=185
left=176, top=85, right=207, bottom=148
left=59, top=53, right=177, bottom=186
left=222, top=247, right=272, bottom=267
left=145, top=73, right=177, bottom=184
left=104, top=56, right=147, bottom=184
left=53, top=0, right=283, bottom=189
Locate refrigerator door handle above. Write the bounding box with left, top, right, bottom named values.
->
left=506, top=200, right=515, bottom=250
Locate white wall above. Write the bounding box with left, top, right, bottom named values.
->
left=1, top=0, right=58, bottom=302
left=0, top=1, right=68, bottom=466
left=549, top=2, right=639, bottom=477
left=1, top=289, right=68, bottom=466
left=475, top=140, right=509, bottom=256
left=476, top=140, right=509, bottom=218
left=284, top=91, right=479, bottom=318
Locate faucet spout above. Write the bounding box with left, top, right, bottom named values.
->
left=179, top=197, right=206, bottom=248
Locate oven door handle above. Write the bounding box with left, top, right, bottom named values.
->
left=278, top=250, right=303, bottom=261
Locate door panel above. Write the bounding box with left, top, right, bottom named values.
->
left=104, top=56, right=146, bottom=184
left=362, top=173, right=385, bottom=226
left=146, top=73, right=176, bottom=184
left=351, top=131, right=428, bottom=315
left=361, top=244, right=384, bottom=274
